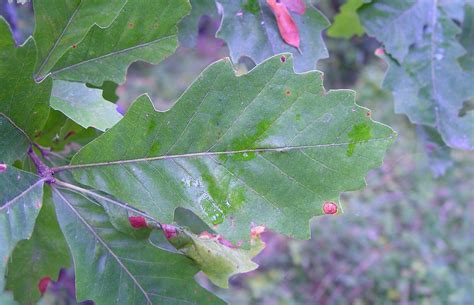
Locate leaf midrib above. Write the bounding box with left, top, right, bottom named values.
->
left=429, top=0, right=442, bottom=128
left=57, top=137, right=394, bottom=172
left=49, top=35, right=176, bottom=77
left=0, top=178, right=45, bottom=212
left=52, top=187, right=153, bottom=305
left=35, top=1, right=83, bottom=79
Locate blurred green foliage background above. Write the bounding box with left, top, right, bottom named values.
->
left=1, top=0, right=472, bottom=304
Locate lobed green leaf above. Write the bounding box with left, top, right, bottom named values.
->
left=48, top=0, right=190, bottom=86
left=0, top=167, right=45, bottom=289
left=51, top=187, right=225, bottom=305
left=0, top=18, right=51, bottom=138
left=51, top=80, right=122, bottom=132
left=6, top=188, right=71, bottom=305
left=33, top=0, right=127, bottom=80
left=216, top=0, right=329, bottom=72
left=66, top=54, right=396, bottom=244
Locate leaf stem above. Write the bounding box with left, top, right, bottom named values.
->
left=27, top=146, right=55, bottom=183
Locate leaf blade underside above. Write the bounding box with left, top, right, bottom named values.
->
left=0, top=167, right=45, bottom=290
left=216, top=0, right=329, bottom=72
left=51, top=80, right=122, bottom=131
left=49, top=0, right=191, bottom=86
left=33, top=0, right=127, bottom=80
left=6, top=188, right=71, bottom=305
left=67, top=54, right=396, bottom=244
left=0, top=18, right=52, bottom=138
left=361, top=0, right=474, bottom=150
left=52, top=187, right=225, bottom=305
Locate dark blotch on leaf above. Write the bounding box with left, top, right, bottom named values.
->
left=346, top=123, right=372, bottom=157
left=280, top=55, right=286, bottom=62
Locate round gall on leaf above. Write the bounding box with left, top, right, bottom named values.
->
left=374, top=48, right=385, bottom=56
left=323, top=201, right=338, bottom=215
left=38, top=276, right=52, bottom=295
left=128, top=216, right=147, bottom=229
left=162, top=224, right=178, bottom=239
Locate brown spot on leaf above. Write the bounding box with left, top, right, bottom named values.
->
left=285, top=90, right=291, bottom=96
left=128, top=22, right=134, bottom=29
left=280, top=55, right=286, bottom=62
left=366, top=111, right=371, bottom=117
left=63, top=130, right=76, bottom=140
left=72, top=44, right=77, bottom=49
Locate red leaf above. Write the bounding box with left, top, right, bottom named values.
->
left=282, top=0, right=306, bottom=15
left=128, top=216, right=148, bottom=229
left=38, top=276, right=52, bottom=295
left=266, top=0, right=300, bottom=49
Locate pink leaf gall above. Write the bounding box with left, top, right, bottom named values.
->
left=38, top=276, right=52, bottom=295
left=128, top=216, right=147, bottom=229
left=323, top=201, right=338, bottom=215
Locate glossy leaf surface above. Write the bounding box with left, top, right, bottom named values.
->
left=68, top=55, right=396, bottom=243
left=51, top=80, right=122, bottom=131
